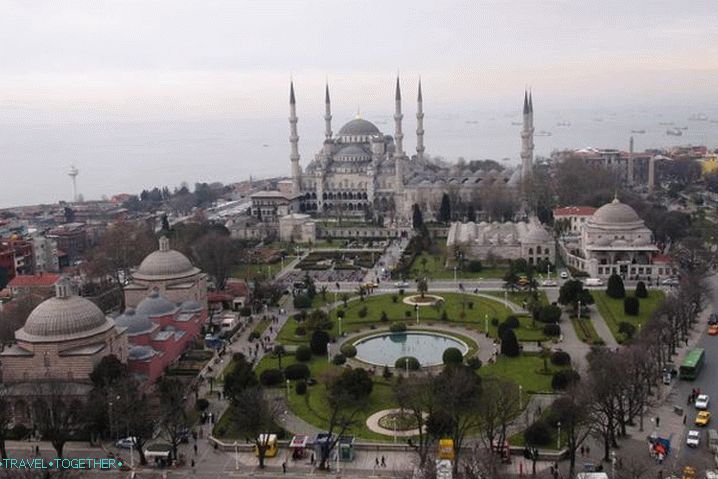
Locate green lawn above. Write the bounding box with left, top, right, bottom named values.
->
left=570, top=317, right=603, bottom=345
left=484, top=290, right=549, bottom=308
left=231, top=262, right=282, bottom=280
left=593, top=290, right=665, bottom=343
left=478, top=354, right=567, bottom=394
left=252, top=318, right=272, bottom=336
left=405, top=243, right=508, bottom=280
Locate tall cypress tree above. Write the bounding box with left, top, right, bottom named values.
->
left=438, top=193, right=451, bottom=224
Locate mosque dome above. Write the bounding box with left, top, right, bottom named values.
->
left=18, top=280, right=114, bottom=342
left=136, top=289, right=178, bottom=317
left=114, top=308, right=155, bottom=335
left=591, top=198, right=641, bottom=225
left=128, top=345, right=159, bottom=361
left=522, top=218, right=553, bottom=243
left=180, top=300, right=203, bottom=313
left=134, top=237, right=199, bottom=281
left=338, top=118, right=381, bottom=136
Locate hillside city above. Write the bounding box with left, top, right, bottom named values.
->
left=2, top=4, right=718, bottom=479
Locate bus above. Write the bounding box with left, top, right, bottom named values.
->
left=680, top=348, right=705, bottom=380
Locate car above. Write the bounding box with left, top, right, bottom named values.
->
left=394, top=282, right=409, bottom=288
left=695, top=394, right=710, bottom=409
left=560, top=271, right=569, bottom=279
left=541, top=279, right=558, bottom=287
left=686, top=430, right=701, bottom=448
left=695, top=411, right=711, bottom=426
left=115, top=437, right=138, bottom=449
left=661, top=277, right=679, bottom=286
left=709, top=313, right=718, bottom=325
left=709, top=325, right=718, bottom=336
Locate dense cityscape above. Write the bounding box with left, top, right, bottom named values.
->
left=2, top=2, right=718, bottom=479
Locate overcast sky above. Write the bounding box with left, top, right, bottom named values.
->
left=2, top=0, right=717, bottom=120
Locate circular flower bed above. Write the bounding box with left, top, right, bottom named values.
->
left=402, top=294, right=445, bottom=307
left=377, top=412, right=419, bottom=431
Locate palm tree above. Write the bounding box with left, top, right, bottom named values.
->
left=273, top=345, right=286, bottom=369
left=416, top=277, right=429, bottom=299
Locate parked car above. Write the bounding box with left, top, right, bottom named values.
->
left=708, top=325, right=718, bottom=336
left=115, top=437, right=138, bottom=449
left=661, top=277, right=679, bottom=286
left=393, top=282, right=409, bottom=288
left=584, top=278, right=604, bottom=287
left=686, top=430, right=701, bottom=448
left=560, top=271, right=569, bottom=279
left=695, top=394, right=710, bottom=410
left=695, top=411, right=711, bottom=426
left=541, top=279, right=558, bottom=287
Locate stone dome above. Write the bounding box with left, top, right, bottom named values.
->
left=336, top=145, right=370, bottom=158
left=18, top=281, right=114, bottom=342
left=115, top=308, right=155, bottom=335
left=591, top=198, right=641, bottom=225
left=338, top=118, right=381, bottom=136
left=522, top=219, right=553, bottom=243
left=136, top=289, right=178, bottom=317
left=180, top=300, right=203, bottom=313
left=134, top=237, right=199, bottom=281
left=128, top=345, right=158, bottom=361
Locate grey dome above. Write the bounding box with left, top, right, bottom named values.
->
left=591, top=198, right=640, bottom=225
left=338, top=118, right=381, bottom=136
left=20, top=295, right=112, bottom=342
left=134, top=237, right=199, bottom=281
left=336, top=145, right=370, bottom=157
left=522, top=219, right=552, bottom=243
left=115, top=308, right=155, bottom=335
left=136, top=290, right=178, bottom=317
left=180, top=300, right=203, bottom=313
left=128, top=345, right=158, bottom=361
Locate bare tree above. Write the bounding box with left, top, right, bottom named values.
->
left=32, top=383, right=85, bottom=458
left=394, top=375, right=436, bottom=468
left=157, top=377, right=189, bottom=463
left=0, top=295, right=45, bottom=348
left=192, top=233, right=236, bottom=290
left=476, top=378, right=521, bottom=475
left=551, top=386, right=593, bottom=475
left=232, top=387, right=282, bottom=468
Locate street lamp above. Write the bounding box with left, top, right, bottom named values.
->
left=577, top=300, right=582, bottom=321
left=504, top=290, right=508, bottom=309
left=519, top=385, right=523, bottom=410
left=338, top=317, right=343, bottom=336
left=286, top=379, right=290, bottom=397
left=234, top=441, right=239, bottom=470
left=453, top=266, right=457, bottom=283
left=415, top=304, right=420, bottom=325
left=484, top=314, right=489, bottom=336
left=611, top=451, right=617, bottom=479
left=327, top=342, right=331, bottom=363
left=405, top=357, right=410, bottom=376
left=557, top=421, right=561, bottom=450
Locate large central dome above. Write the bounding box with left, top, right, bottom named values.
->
left=134, top=237, right=199, bottom=281
left=338, top=118, right=381, bottom=136
left=590, top=198, right=641, bottom=225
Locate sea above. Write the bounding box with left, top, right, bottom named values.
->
left=1, top=104, right=718, bottom=209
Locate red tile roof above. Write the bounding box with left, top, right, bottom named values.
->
left=208, top=292, right=234, bottom=303
left=653, top=254, right=672, bottom=264
left=9, top=273, right=62, bottom=288
left=553, top=206, right=597, bottom=217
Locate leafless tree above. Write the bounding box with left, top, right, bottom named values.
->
left=394, top=375, right=436, bottom=468
left=32, top=382, right=85, bottom=458
left=232, top=387, right=282, bottom=468
left=476, top=378, right=521, bottom=476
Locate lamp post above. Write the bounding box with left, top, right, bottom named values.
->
left=519, top=385, right=523, bottom=410
left=577, top=300, right=582, bottom=321
left=405, top=357, right=410, bottom=376
left=416, top=304, right=420, bottom=325
left=286, top=379, right=290, bottom=397
left=485, top=314, right=489, bottom=336
left=504, top=290, right=508, bottom=309
left=327, top=342, right=331, bottom=363
left=611, top=451, right=616, bottom=479
left=453, top=266, right=457, bottom=283
left=338, top=317, right=342, bottom=336
left=234, top=441, right=239, bottom=470
left=557, top=421, right=561, bottom=450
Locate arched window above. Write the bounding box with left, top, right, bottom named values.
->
left=536, top=246, right=542, bottom=255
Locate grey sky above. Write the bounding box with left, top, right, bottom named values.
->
left=2, top=0, right=717, bottom=119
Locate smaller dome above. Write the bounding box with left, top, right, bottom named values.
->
left=115, top=308, right=155, bottom=335
left=522, top=220, right=553, bottom=243
left=128, top=345, right=159, bottom=361
left=336, top=145, right=370, bottom=157
left=136, top=289, right=178, bottom=317
left=591, top=198, right=641, bottom=225
left=338, top=118, right=381, bottom=136
left=180, top=300, right=203, bottom=313
left=134, top=237, right=199, bottom=280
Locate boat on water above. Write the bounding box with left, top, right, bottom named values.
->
left=535, top=130, right=552, bottom=137
left=666, top=128, right=682, bottom=136
left=689, top=113, right=709, bottom=121
left=659, top=121, right=674, bottom=126
left=510, top=121, right=522, bottom=126
left=631, top=129, right=646, bottom=134
left=556, top=121, right=571, bottom=127
left=677, top=126, right=688, bottom=130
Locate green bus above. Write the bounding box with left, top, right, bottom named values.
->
left=679, top=348, right=705, bottom=380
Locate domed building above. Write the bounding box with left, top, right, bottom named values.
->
left=124, top=236, right=207, bottom=316
left=560, top=198, right=672, bottom=279
left=0, top=279, right=127, bottom=422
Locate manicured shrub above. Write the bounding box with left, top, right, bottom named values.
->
left=504, top=315, right=520, bottom=329
left=466, top=260, right=483, bottom=273
left=295, top=345, right=312, bottom=362
left=331, top=368, right=373, bottom=400
left=336, top=309, right=345, bottom=319
left=606, top=274, right=626, bottom=299
left=332, top=354, right=346, bottom=365
left=467, top=301, right=474, bottom=310
left=543, top=324, right=561, bottom=337
left=293, top=294, right=312, bottom=309
left=466, top=356, right=483, bottom=370
left=552, top=369, right=580, bottom=390
left=500, top=329, right=520, bottom=357
left=396, top=356, right=421, bottom=370
left=195, top=398, right=209, bottom=411
left=380, top=311, right=389, bottom=322
left=618, top=321, right=637, bottom=340
left=358, top=306, right=368, bottom=318
left=442, top=347, right=463, bottom=365
left=295, top=381, right=307, bottom=395
left=635, top=281, right=648, bottom=298
left=390, top=322, right=407, bottom=333
left=248, top=331, right=260, bottom=341
left=295, top=326, right=306, bottom=337
left=259, top=368, right=284, bottom=386
left=624, top=297, right=639, bottom=316
left=284, top=363, right=311, bottom=380
left=399, top=289, right=405, bottom=296
left=491, top=317, right=500, bottom=327
left=538, top=305, right=562, bottom=323
left=310, top=330, right=330, bottom=355
left=405, top=310, right=412, bottom=318
left=550, top=351, right=571, bottom=366
left=340, top=343, right=357, bottom=358
left=524, top=420, right=552, bottom=446
left=440, top=310, right=449, bottom=321
left=392, top=295, right=399, bottom=303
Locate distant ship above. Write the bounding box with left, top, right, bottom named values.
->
left=666, top=128, right=682, bottom=136
left=631, top=129, right=646, bottom=134
left=677, top=126, right=688, bottom=130
left=535, top=130, right=552, bottom=137
left=262, top=144, right=269, bottom=147
left=689, top=113, right=708, bottom=121
left=659, top=121, right=674, bottom=126
left=556, top=121, right=571, bottom=127
left=510, top=121, right=522, bottom=126
left=465, top=120, right=479, bottom=124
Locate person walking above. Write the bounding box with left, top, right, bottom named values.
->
left=282, top=461, right=287, bottom=474
left=381, top=455, right=386, bottom=468
left=194, top=443, right=198, bottom=455
left=655, top=416, right=660, bottom=428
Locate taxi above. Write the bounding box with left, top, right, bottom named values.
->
left=695, top=411, right=711, bottom=426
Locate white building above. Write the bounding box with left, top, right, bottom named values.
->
left=279, top=213, right=316, bottom=243
left=553, top=206, right=597, bottom=236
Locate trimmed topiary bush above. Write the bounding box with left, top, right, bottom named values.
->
left=390, top=322, right=407, bottom=333
left=618, top=321, right=637, bottom=340
left=538, top=305, right=562, bottom=323
left=550, top=351, right=571, bottom=366
left=504, top=315, right=520, bottom=329
left=606, top=273, right=626, bottom=299
left=195, top=398, right=209, bottom=411
left=442, top=347, right=463, bottom=365
left=248, top=331, right=260, bottom=341
left=340, top=343, right=357, bottom=358
left=491, top=317, right=500, bottom=327
left=635, top=281, right=648, bottom=298
left=466, top=260, right=483, bottom=273
left=293, top=294, right=312, bottom=309
left=405, top=310, right=412, bottom=318
left=501, top=329, right=520, bottom=357
left=440, top=310, right=449, bottom=321
left=310, top=330, right=330, bottom=355
left=332, top=354, right=346, bottom=365
left=392, top=295, right=399, bottom=303
left=295, top=326, right=306, bottom=337
left=466, top=356, right=483, bottom=370
left=543, top=323, right=561, bottom=337
left=295, top=381, right=307, bottom=395
left=284, top=363, right=311, bottom=380
left=259, top=368, right=284, bottom=386
left=358, top=306, right=368, bottom=318
left=624, top=296, right=639, bottom=316
left=295, top=345, right=312, bottom=362
left=396, top=356, right=420, bottom=370
left=524, top=420, right=552, bottom=446
left=380, top=311, right=389, bottom=322
left=551, top=369, right=580, bottom=390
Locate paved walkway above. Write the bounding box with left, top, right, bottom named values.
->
left=586, top=303, right=620, bottom=349
left=544, top=288, right=592, bottom=372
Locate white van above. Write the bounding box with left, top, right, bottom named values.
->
left=584, top=278, right=604, bottom=287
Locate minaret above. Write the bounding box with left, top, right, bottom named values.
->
left=289, top=81, right=301, bottom=194
left=324, top=83, right=332, bottom=140
left=416, top=79, right=425, bottom=162
left=394, top=76, right=404, bottom=193
left=627, top=136, right=635, bottom=185
left=520, top=90, right=535, bottom=180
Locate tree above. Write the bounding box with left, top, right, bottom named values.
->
left=157, top=377, right=189, bottom=463
left=232, top=387, right=281, bottom=468
left=112, top=378, right=156, bottom=466
left=606, top=274, right=626, bottom=299
left=500, top=329, right=520, bottom=357
left=438, top=193, right=452, bottom=224
left=33, top=383, right=84, bottom=458
left=442, top=347, right=464, bottom=365
left=89, top=355, right=128, bottom=389
left=273, top=345, right=286, bottom=369
left=394, top=376, right=436, bottom=469
left=412, top=203, right=424, bottom=230
left=635, top=281, right=648, bottom=298
left=477, top=378, right=522, bottom=476
left=624, top=297, right=640, bottom=316
left=538, top=304, right=562, bottom=323
left=559, top=279, right=594, bottom=313
left=550, top=387, right=592, bottom=475
left=0, top=295, right=45, bottom=347
left=193, top=233, right=235, bottom=290
left=310, top=330, right=330, bottom=355
left=0, top=392, right=10, bottom=459
left=330, top=368, right=373, bottom=401
left=224, top=354, right=259, bottom=404
left=416, top=277, right=428, bottom=299
left=502, top=270, right=519, bottom=292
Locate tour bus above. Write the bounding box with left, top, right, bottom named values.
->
left=679, top=348, right=706, bottom=380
